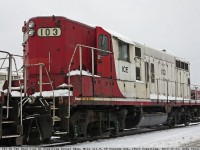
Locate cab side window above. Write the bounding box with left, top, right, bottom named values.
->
left=119, top=40, right=129, bottom=62
left=98, top=34, right=109, bottom=56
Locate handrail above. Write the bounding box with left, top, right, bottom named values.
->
left=0, top=54, right=9, bottom=70
left=12, top=57, right=23, bottom=125
left=0, top=51, right=12, bottom=119
left=24, top=63, right=56, bottom=124
left=153, top=78, right=190, bottom=102
left=67, top=44, right=112, bottom=132
left=134, top=76, right=191, bottom=103
left=0, top=51, right=23, bottom=125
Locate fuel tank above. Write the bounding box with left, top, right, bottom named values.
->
left=125, top=112, right=168, bottom=128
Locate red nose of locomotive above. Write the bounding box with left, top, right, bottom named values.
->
left=22, top=16, right=96, bottom=95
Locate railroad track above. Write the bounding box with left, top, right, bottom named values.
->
left=35, top=122, right=200, bottom=147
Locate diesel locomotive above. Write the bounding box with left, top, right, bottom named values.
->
left=0, top=16, right=200, bottom=145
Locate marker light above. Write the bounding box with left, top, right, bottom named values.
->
left=28, top=21, right=35, bottom=29
left=28, top=29, right=35, bottom=36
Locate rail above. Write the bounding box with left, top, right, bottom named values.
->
left=153, top=79, right=190, bottom=103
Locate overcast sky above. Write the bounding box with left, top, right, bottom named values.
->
left=0, top=0, right=200, bottom=85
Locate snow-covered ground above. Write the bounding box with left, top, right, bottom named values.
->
left=70, top=124, right=200, bottom=147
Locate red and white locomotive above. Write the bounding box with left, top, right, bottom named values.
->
left=0, top=16, right=200, bottom=145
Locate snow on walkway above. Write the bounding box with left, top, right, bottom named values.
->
left=70, top=124, right=200, bottom=147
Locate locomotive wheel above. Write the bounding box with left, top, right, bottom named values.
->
left=168, top=119, right=175, bottom=128
left=87, top=123, right=100, bottom=137
left=60, top=123, right=80, bottom=142
left=168, top=115, right=175, bottom=128
left=110, top=121, right=119, bottom=137
left=184, top=110, right=191, bottom=126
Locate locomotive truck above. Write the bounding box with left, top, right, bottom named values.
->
left=0, top=16, right=200, bottom=145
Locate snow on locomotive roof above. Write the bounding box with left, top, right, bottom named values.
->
left=136, top=42, right=176, bottom=63
left=104, top=28, right=177, bottom=63
left=176, top=56, right=190, bottom=63
left=102, top=28, right=189, bottom=63
left=103, top=28, right=135, bottom=45
left=103, top=28, right=188, bottom=63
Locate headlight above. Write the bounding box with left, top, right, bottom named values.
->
left=28, top=29, right=35, bottom=36
left=28, top=21, right=35, bottom=28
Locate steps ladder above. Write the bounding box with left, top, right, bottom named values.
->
left=0, top=51, right=23, bottom=145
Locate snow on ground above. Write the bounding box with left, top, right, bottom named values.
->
left=70, top=124, right=200, bottom=147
